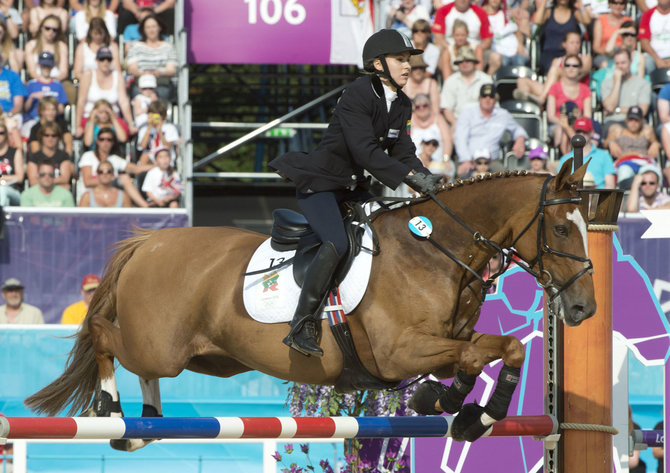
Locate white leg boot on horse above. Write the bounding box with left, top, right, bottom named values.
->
left=283, top=242, right=342, bottom=357
left=409, top=333, right=526, bottom=442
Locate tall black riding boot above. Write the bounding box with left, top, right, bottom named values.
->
left=283, top=242, right=341, bottom=357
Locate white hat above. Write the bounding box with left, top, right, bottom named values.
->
left=638, top=164, right=662, bottom=182
left=473, top=148, right=491, bottom=160
left=138, top=74, right=157, bottom=89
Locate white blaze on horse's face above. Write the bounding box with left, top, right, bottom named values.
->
left=566, top=209, right=588, bottom=257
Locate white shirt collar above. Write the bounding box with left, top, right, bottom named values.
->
left=382, top=83, right=398, bottom=112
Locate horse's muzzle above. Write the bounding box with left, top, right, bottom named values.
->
left=563, top=299, right=597, bottom=327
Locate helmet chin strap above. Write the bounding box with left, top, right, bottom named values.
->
left=376, top=56, right=402, bottom=91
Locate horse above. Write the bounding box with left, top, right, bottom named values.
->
left=25, top=161, right=596, bottom=451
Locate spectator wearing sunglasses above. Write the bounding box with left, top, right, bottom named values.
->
left=411, top=93, right=453, bottom=166
left=454, top=83, right=527, bottom=176
left=78, top=160, right=131, bottom=207
left=27, top=96, right=72, bottom=156
left=25, top=121, right=73, bottom=190
left=20, top=158, right=74, bottom=207
left=76, top=46, right=136, bottom=139
left=76, top=127, right=152, bottom=206
left=410, top=19, right=439, bottom=76
left=25, top=16, right=69, bottom=83
left=625, top=164, right=670, bottom=211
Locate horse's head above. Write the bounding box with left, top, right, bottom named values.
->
left=512, top=160, right=596, bottom=326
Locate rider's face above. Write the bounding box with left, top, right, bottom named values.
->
left=377, top=52, right=412, bottom=90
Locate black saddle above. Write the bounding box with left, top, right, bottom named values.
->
left=270, top=208, right=364, bottom=288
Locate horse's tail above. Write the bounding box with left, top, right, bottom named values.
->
left=24, top=228, right=156, bottom=416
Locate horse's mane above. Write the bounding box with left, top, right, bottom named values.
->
left=368, top=170, right=551, bottom=219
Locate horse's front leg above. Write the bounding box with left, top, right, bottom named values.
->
left=451, top=333, right=525, bottom=442
left=409, top=332, right=526, bottom=442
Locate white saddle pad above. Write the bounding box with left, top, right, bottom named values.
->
left=243, top=225, right=374, bottom=324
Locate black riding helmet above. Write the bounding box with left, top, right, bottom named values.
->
left=362, top=29, right=423, bottom=90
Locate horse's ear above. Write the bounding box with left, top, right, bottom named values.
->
left=554, top=157, right=574, bottom=191
left=554, top=158, right=591, bottom=191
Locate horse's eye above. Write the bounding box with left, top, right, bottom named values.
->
left=554, top=225, right=569, bottom=237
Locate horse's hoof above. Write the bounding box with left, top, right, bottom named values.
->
left=408, top=380, right=447, bottom=415
left=110, top=439, right=155, bottom=452
left=451, top=403, right=492, bottom=442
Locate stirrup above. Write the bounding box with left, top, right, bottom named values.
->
left=283, top=319, right=323, bottom=357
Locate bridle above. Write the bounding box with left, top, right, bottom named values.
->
left=507, top=175, right=593, bottom=304
left=405, top=174, right=593, bottom=307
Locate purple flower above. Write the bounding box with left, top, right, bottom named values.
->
left=300, top=443, right=309, bottom=454
left=319, top=459, right=334, bottom=473
left=272, top=451, right=282, bottom=462
left=284, top=443, right=294, bottom=454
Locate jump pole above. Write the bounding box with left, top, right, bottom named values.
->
left=556, top=136, right=624, bottom=473
left=0, top=415, right=558, bottom=441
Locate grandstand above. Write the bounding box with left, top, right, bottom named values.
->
left=0, top=0, right=668, bottom=471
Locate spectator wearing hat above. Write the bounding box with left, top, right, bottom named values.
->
left=601, top=48, right=651, bottom=135
left=468, top=148, right=492, bottom=177
left=440, top=46, right=492, bottom=131
left=75, top=45, right=136, bottom=138
left=454, top=83, right=527, bottom=175
left=73, top=17, right=122, bottom=82
left=61, top=274, right=100, bottom=324
left=546, top=54, right=592, bottom=154
left=528, top=146, right=549, bottom=172
left=22, top=51, right=68, bottom=138
left=605, top=106, right=660, bottom=188
left=404, top=55, right=440, bottom=115
left=0, top=278, right=44, bottom=324
left=438, top=20, right=485, bottom=78
left=625, top=164, right=670, bottom=211
left=131, top=73, right=158, bottom=128
left=20, top=158, right=74, bottom=207
left=414, top=127, right=456, bottom=178
left=558, top=117, right=616, bottom=188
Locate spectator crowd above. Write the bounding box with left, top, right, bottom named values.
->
left=384, top=0, right=670, bottom=209
left=0, top=0, right=183, bottom=209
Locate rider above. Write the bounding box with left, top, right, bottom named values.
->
left=269, top=29, right=443, bottom=357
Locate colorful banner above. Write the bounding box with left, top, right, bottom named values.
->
left=185, top=0, right=373, bottom=65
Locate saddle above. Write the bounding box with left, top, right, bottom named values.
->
left=269, top=206, right=396, bottom=392
left=270, top=208, right=364, bottom=288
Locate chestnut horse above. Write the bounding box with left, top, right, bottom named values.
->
left=26, top=162, right=595, bottom=450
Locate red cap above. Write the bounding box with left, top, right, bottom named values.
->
left=81, top=274, right=100, bottom=291
left=573, top=117, right=593, bottom=133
